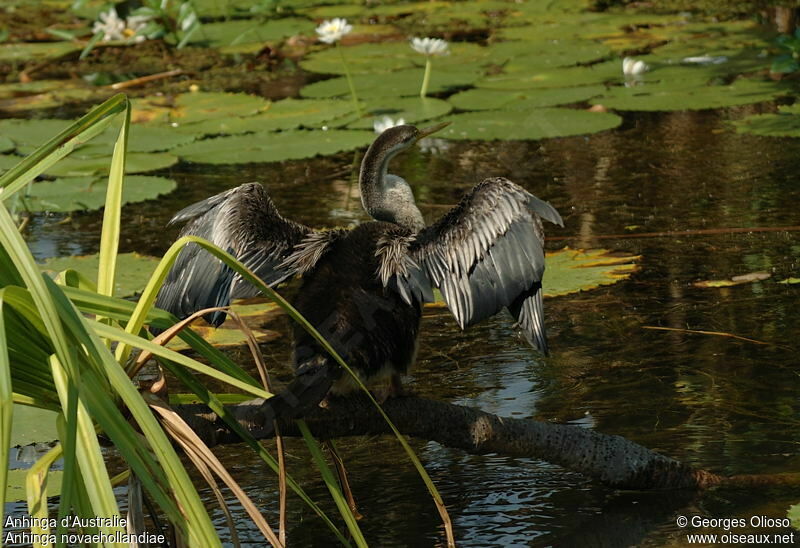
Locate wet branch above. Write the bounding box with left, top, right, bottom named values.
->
left=173, top=395, right=800, bottom=490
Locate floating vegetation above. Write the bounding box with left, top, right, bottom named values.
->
left=543, top=247, right=640, bottom=297
left=693, top=271, right=771, bottom=288
left=172, top=129, right=374, bottom=164
left=21, top=176, right=177, bottom=211
left=440, top=108, right=622, bottom=141
left=733, top=104, right=800, bottom=137
left=40, top=252, right=161, bottom=296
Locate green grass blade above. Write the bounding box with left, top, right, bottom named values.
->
left=50, top=354, right=122, bottom=536
left=298, top=420, right=367, bottom=547
left=96, top=95, right=130, bottom=300
left=92, top=321, right=271, bottom=399
left=0, top=294, right=11, bottom=537
left=0, top=94, right=127, bottom=200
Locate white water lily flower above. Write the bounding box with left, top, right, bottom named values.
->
left=373, top=116, right=406, bottom=134
left=125, top=15, right=152, bottom=43
left=418, top=137, right=450, bottom=155
left=683, top=55, right=728, bottom=65
left=410, top=37, right=449, bottom=56
left=93, top=8, right=126, bottom=42
left=316, top=18, right=353, bottom=44
left=622, top=57, right=648, bottom=76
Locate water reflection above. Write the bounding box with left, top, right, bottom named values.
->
left=16, top=107, right=800, bottom=545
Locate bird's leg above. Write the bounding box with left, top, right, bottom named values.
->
left=372, top=373, right=409, bottom=403
left=324, top=440, right=363, bottom=520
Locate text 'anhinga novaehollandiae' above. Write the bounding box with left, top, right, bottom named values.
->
left=155, top=123, right=563, bottom=418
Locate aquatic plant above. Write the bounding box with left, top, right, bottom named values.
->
left=373, top=115, right=405, bottom=133
left=410, top=37, right=450, bottom=98
left=622, top=56, right=649, bottom=77
left=316, top=18, right=362, bottom=116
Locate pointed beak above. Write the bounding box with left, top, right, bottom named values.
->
left=416, top=121, right=450, bottom=141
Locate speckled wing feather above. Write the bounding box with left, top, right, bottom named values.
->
left=384, top=177, right=563, bottom=354
left=155, top=182, right=315, bottom=326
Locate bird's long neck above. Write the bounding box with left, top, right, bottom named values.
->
left=359, top=141, right=425, bottom=232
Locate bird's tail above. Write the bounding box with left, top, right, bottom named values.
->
left=252, top=357, right=339, bottom=435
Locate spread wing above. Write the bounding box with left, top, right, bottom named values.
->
left=383, top=177, right=563, bottom=354
left=155, top=182, right=314, bottom=326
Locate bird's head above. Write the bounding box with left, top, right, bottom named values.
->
left=370, top=122, right=450, bottom=157
left=360, top=122, right=450, bottom=232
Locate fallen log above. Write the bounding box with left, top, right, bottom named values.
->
left=173, top=394, right=799, bottom=490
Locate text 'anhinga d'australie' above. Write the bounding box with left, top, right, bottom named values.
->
left=155, top=123, right=564, bottom=419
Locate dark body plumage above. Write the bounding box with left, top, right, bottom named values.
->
left=290, top=223, right=422, bottom=395
left=155, top=124, right=563, bottom=419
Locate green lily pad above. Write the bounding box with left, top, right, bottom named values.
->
left=167, top=324, right=281, bottom=351
left=732, top=112, right=800, bottom=137
left=779, top=103, right=800, bottom=114
left=593, top=78, right=789, bottom=112
left=41, top=152, right=178, bottom=177
left=41, top=252, right=160, bottom=297
left=6, top=468, right=64, bottom=502
left=173, top=98, right=358, bottom=136
left=0, top=135, right=14, bottom=153
left=301, top=41, right=489, bottom=75
left=346, top=97, right=452, bottom=129
left=789, top=503, right=800, bottom=530
left=301, top=68, right=480, bottom=99
left=23, top=176, right=177, bottom=213
left=478, top=61, right=620, bottom=90
left=0, top=154, right=21, bottom=172
left=132, top=91, right=270, bottom=125
left=489, top=40, right=612, bottom=71
left=0, top=80, right=103, bottom=112
left=0, top=119, right=71, bottom=148
left=778, top=277, right=800, bottom=285
left=189, top=18, right=315, bottom=50
left=0, top=41, right=81, bottom=63
left=449, top=86, right=605, bottom=111
left=543, top=247, right=639, bottom=297
left=173, top=129, right=374, bottom=164
left=440, top=107, right=622, bottom=140
left=11, top=405, right=59, bottom=447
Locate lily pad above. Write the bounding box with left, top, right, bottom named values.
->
left=41, top=152, right=178, bottom=177
left=0, top=80, right=103, bottom=112
left=132, top=91, right=270, bottom=125
left=732, top=112, right=800, bottom=137
left=693, top=271, right=771, bottom=288
left=0, top=154, right=21, bottom=172
left=346, top=97, right=452, bottom=129
left=0, top=136, right=14, bottom=153
left=173, top=98, right=358, bottom=136
left=301, top=41, right=489, bottom=75
left=449, top=86, right=605, bottom=111
left=778, top=277, right=800, bottom=285
left=593, top=78, right=789, bottom=112
left=167, top=324, right=281, bottom=351
left=489, top=40, right=612, bottom=71
left=23, top=176, right=177, bottom=213
left=301, top=68, right=480, bottom=99
left=478, top=61, right=620, bottom=90
left=6, top=468, right=64, bottom=502
left=440, top=108, right=622, bottom=140
left=0, top=41, right=81, bottom=63
left=10, top=405, right=59, bottom=447
left=173, top=129, right=374, bottom=164
left=189, top=18, right=315, bottom=50
left=543, top=247, right=640, bottom=297
left=789, top=503, right=800, bottom=530
left=41, top=252, right=160, bottom=297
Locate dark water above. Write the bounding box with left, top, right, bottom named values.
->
left=18, top=105, right=800, bottom=546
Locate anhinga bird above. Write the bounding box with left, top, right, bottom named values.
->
left=155, top=123, right=563, bottom=418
